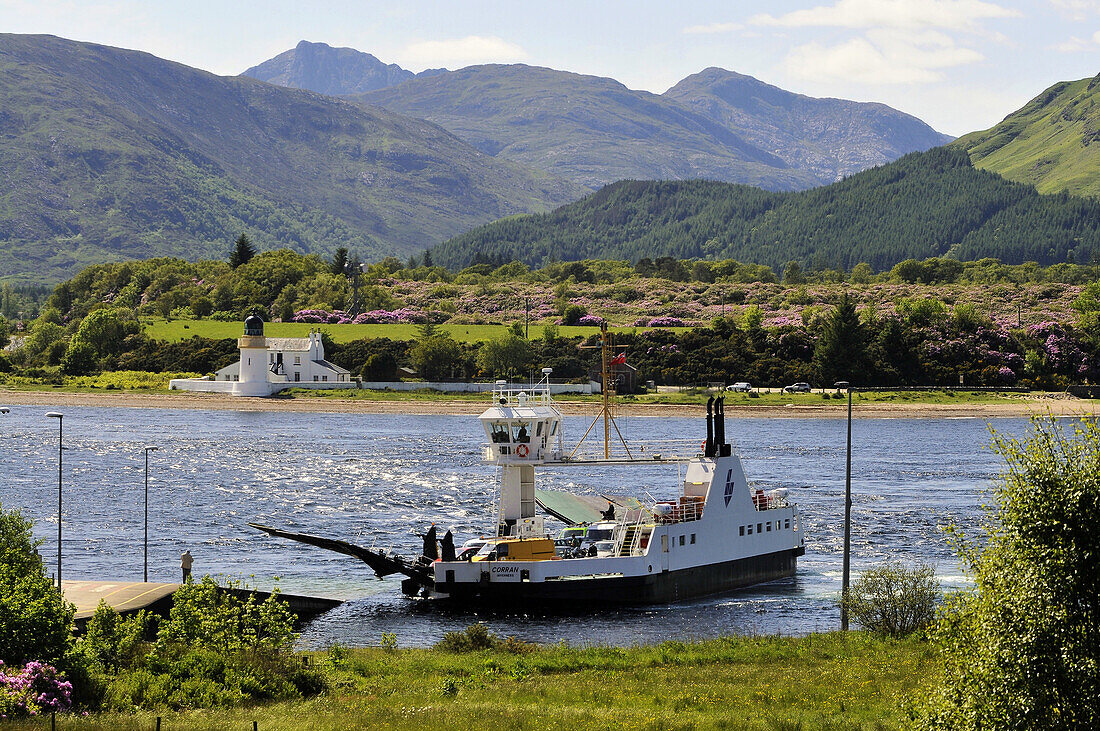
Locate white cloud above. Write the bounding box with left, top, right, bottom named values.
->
left=1052, top=29, right=1100, bottom=51
left=784, top=29, right=984, bottom=85
left=751, top=0, right=1019, bottom=31
left=682, top=22, right=742, bottom=35
left=1047, top=0, right=1100, bottom=20
left=397, top=35, right=527, bottom=69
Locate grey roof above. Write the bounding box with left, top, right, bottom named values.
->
left=265, top=337, right=312, bottom=351
left=312, top=359, right=351, bottom=374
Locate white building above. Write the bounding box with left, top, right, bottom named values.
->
left=170, top=315, right=351, bottom=397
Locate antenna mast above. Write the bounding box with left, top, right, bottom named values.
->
left=570, top=322, right=633, bottom=460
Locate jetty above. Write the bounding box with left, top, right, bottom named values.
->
left=62, top=580, right=342, bottom=627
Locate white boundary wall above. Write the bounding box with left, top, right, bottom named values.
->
left=168, top=378, right=600, bottom=397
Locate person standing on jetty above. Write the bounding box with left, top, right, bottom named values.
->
left=180, top=550, right=193, bottom=582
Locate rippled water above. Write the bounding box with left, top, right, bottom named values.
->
left=0, top=404, right=1025, bottom=648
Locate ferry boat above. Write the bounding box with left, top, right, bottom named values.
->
left=251, top=366, right=806, bottom=606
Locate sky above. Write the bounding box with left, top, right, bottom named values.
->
left=2, top=0, right=1098, bottom=136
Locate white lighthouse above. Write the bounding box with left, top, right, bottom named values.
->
left=234, top=314, right=271, bottom=397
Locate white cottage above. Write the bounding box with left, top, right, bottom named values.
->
left=212, top=315, right=351, bottom=395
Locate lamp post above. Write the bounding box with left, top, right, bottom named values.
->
left=45, top=412, right=63, bottom=587
left=143, top=445, right=158, bottom=582
left=833, top=382, right=853, bottom=631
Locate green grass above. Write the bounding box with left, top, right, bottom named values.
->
left=143, top=319, right=671, bottom=344
left=18, top=632, right=936, bottom=730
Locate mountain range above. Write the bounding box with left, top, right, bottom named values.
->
left=2, top=34, right=1097, bottom=286
left=0, top=34, right=581, bottom=284
left=246, top=41, right=953, bottom=190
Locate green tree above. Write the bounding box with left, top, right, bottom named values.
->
left=228, top=233, right=256, bottom=269
left=0, top=282, right=19, bottom=319
left=782, top=261, right=805, bottom=285
left=814, top=292, right=867, bottom=384
left=0, top=504, right=75, bottom=665
left=410, top=335, right=462, bottom=381
left=72, top=308, right=129, bottom=358
left=477, top=330, right=534, bottom=378
left=60, top=340, right=98, bottom=375
left=849, top=262, right=874, bottom=284
left=920, top=417, right=1100, bottom=730
left=331, top=247, right=350, bottom=275
left=24, top=320, right=67, bottom=359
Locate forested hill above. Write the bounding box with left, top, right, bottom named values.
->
left=0, top=34, right=583, bottom=284
left=430, top=147, right=1100, bottom=272
left=953, top=74, right=1100, bottom=198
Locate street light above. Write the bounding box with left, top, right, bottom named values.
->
left=143, top=446, right=158, bottom=583
left=833, top=382, right=852, bottom=631
left=45, top=412, right=63, bottom=588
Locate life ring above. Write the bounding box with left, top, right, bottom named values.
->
left=516, top=444, right=530, bottom=458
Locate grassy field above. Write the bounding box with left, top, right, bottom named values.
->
left=18, top=632, right=936, bottom=730
left=142, top=319, right=667, bottom=344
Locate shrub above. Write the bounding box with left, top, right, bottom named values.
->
left=919, top=417, right=1100, bottom=729
left=436, top=624, right=497, bottom=652
left=0, top=505, right=75, bottom=666
left=844, top=561, right=938, bottom=637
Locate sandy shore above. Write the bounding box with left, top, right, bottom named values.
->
left=2, top=388, right=1098, bottom=419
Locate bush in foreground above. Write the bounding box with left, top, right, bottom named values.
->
left=845, top=561, right=939, bottom=637
left=919, top=417, right=1100, bottom=729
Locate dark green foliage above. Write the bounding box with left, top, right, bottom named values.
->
left=0, top=34, right=583, bottom=284
left=116, top=337, right=238, bottom=375
left=921, top=418, right=1100, bottom=729
left=432, top=148, right=1100, bottom=271
left=814, top=293, right=869, bottom=385
left=330, top=247, right=349, bottom=275
left=409, top=335, right=466, bottom=381
left=844, top=562, right=939, bottom=637
left=328, top=338, right=408, bottom=379
left=60, top=340, right=98, bottom=376
left=0, top=504, right=75, bottom=666
left=228, top=234, right=256, bottom=269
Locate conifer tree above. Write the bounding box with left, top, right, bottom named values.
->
left=228, top=233, right=255, bottom=269
left=813, top=291, right=867, bottom=385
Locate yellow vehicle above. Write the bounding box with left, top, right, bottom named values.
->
left=471, top=537, right=556, bottom=561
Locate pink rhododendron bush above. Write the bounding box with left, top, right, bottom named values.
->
left=0, top=661, right=72, bottom=719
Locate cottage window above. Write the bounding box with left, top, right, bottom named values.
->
left=294, top=356, right=301, bottom=365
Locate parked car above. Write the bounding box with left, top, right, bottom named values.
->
left=782, top=382, right=812, bottom=393
left=726, top=382, right=751, bottom=392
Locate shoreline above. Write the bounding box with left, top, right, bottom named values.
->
left=2, top=388, right=1098, bottom=418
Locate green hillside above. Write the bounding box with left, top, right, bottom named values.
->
left=954, top=74, right=1100, bottom=197
left=0, top=35, right=583, bottom=284
left=430, top=147, right=1100, bottom=272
